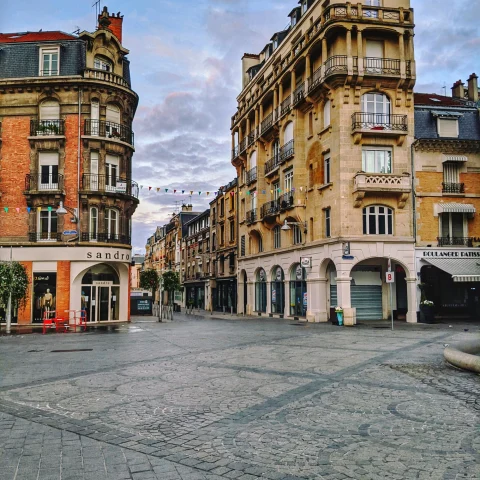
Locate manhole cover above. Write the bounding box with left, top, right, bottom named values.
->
left=51, top=349, right=93, bottom=353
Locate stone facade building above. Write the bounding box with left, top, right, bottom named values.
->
left=0, top=7, right=139, bottom=324
left=231, top=0, right=417, bottom=323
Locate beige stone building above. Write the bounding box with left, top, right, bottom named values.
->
left=231, top=0, right=417, bottom=323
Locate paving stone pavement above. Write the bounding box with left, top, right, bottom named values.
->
left=0, top=315, right=479, bottom=480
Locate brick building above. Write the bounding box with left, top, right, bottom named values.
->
left=414, top=74, right=480, bottom=318
left=231, top=0, right=417, bottom=323
left=0, top=7, right=139, bottom=324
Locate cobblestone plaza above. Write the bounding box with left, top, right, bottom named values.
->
left=0, top=316, right=478, bottom=480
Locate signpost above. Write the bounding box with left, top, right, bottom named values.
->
left=386, top=258, right=394, bottom=330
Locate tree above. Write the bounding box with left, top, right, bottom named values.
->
left=0, top=261, right=29, bottom=318
left=139, top=269, right=159, bottom=298
left=162, top=271, right=181, bottom=306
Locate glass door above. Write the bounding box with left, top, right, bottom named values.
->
left=99, top=287, right=110, bottom=321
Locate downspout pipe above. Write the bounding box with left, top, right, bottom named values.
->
left=411, top=139, right=418, bottom=242
left=78, top=89, right=82, bottom=239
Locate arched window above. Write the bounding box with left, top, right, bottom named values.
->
left=94, top=56, right=112, bottom=72
left=39, top=100, right=60, bottom=120
left=362, top=92, right=390, bottom=115
left=250, top=150, right=257, bottom=169
left=255, top=269, right=267, bottom=313
left=323, top=99, right=331, bottom=127
left=290, top=264, right=307, bottom=317
left=363, top=205, right=393, bottom=235
left=273, top=225, right=281, bottom=249
left=90, top=99, right=100, bottom=136
left=106, top=103, right=121, bottom=125
left=105, top=208, right=118, bottom=240
left=90, top=207, right=98, bottom=241
left=271, top=266, right=285, bottom=314
left=284, top=121, right=294, bottom=144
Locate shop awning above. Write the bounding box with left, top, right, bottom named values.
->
left=437, top=203, right=476, bottom=214
left=423, top=257, right=480, bottom=282
left=443, top=155, right=468, bottom=162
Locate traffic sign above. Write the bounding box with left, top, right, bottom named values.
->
left=386, top=271, right=395, bottom=283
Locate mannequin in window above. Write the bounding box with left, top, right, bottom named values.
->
left=41, top=289, right=54, bottom=317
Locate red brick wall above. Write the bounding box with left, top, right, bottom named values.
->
left=63, top=115, right=80, bottom=231
left=1, top=117, right=30, bottom=236
left=56, top=261, right=71, bottom=316
left=17, top=261, right=33, bottom=324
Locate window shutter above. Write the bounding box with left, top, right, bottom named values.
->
left=106, top=104, right=120, bottom=124
left=438, top=118, right=458, bottom=138
left=443, top=162, right=460, bottom=183
left=40, top=101, right=60, bottom=120
left=39, top=152, right=59, bottom=166
left=241, top=235, right=246, bottom=256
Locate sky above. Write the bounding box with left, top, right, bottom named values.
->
left=2, top=0, right=480, bottom=253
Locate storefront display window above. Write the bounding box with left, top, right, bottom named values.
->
left=290, top=264, right=307, bottom=317
left=271, top=266, right=284, bottom=314
left=33, top=272, right=57, bottom=323
left=255, top=268, right=267, bottom=313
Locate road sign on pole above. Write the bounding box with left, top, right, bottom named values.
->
left=386, top=271, right=395, bottom=283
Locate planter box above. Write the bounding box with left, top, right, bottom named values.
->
left=420, top=304, right=435, bottom=324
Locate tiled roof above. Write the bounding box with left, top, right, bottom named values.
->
left=0, top=31, right=77, bottom=44
left=414, top=93, right=468, bottom=107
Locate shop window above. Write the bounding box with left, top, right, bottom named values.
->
left=255, top=269, right=267, bottom=312
left=362, top=205, right=393, bottom=235
left=271, top=267, right=285, bottom=314
left=290, top=265, right=307, bottom=317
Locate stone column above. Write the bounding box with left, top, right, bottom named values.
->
left=279, top=83, right=284, bottom=105
left=406, top=277, right=418, bottom=323
left=247, top=281, right=255, bottom=315
left=291, top=69, right=296, bottom=103
left=273, top=87, right=278, bottom=120
left=266, top=281, right=272, bottom=315
left=399, top=33, right=406, bottom=77
left=336, top=276, right=356, bottom=325
left=254, top=107, right=259, bottom=134
left=346, top=29, right=353, bottom=74
left=305, top=54, right=311, bottom=89
left=307, top=277, right=328, bottom=323
left=246, top=117, right=251, bottom=136
left=407, top=31, right=415, bottom=77
left=321, top=38, right=327, bottom=78
left=284, top=281, right=291, bottom=317
left=357, top=30, right=364, bottom=75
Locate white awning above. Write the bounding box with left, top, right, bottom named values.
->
left=437, top=203, right=476, bottom=214
left=443, top=155, right=468, bottom=162
left=423, top=257, right=480, bottom=282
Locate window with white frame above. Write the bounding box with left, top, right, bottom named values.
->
left=323, top=99, right=331, bottom=128
left=38, top=152, right=59, bottom=190
left=251, top=190, right=257, bottom=210
left=106, top=104, right=121, bottom=137
left=94, top=56, right=112, bottom=71
left=437, top=118, right=459, bottom=138
left=324, top=153, right=331, bottom=183
left=90, top=100, right=100, bottom=135
left=443, top=161, right=461, bottom=190
left=362, top=148, right=392, bottom=173
left=105, top=155, right=119, bottom=192
left=284, top=169, right=293, bottom=193
left=293, top=225, right=302, bottom=245
left=273, top=225, right=281, bottom=249
left=273, top=181, right=280, bottom=201
left=363, top=205, right=393, bottom=235
left=90, top=151, right=99, bottom=190
left=302, top=0, right=308, bottom=14
left=39, top=100, right=60, bottom=120
left=324, top=208, right=331, bottom=237
left=440, top=212, right=465, bottom=239
left=361, top=93, right=390, bottom=127
left=38, top=209, right=58, bottom=241
left=90, top=207, right=98, bottom=241
left=40, top=47, right=59, bottom=76
left=105, top=208, right=118, bottom=239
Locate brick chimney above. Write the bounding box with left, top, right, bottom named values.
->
left=451, top=79, right=465, bottom=99
left=182, top=204, right=193, bottom=212
left=98, top=6, right=124, bottom=43
left=467, top=73, right=479, bottom=102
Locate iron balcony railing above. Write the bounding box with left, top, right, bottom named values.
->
left=280, top=97, right=291, bottom=117
left=82, top=174, right=140, bottom=199
left=278, top=191, right=295, bottom=210
left=264, top=156, right=280, bottom=176
left=246, top=209, right=257, bottom=225
left=442, top=183, right=465, bottom=194
left=261, top=112, right=274, bottom=134
left=232, top=144, right=239, bottom=159
left=352, top=113, right=408, bottom=131
left=324, top=55, right=347, bottom=77
left=30, top=119, right=65, bottom=136
left=40, top=69, right=59, bottom=76
left=239, top=137, right=247, bottom=154
left=29, top=232, right=62, bottom=242
left=260, top=200, right=280, bottom=218
left=81, top=233, right=132, bottom=245
left=364, top=57, right=401, bottom=75
left=247, top=128, right=257, bottom=146
left=246, top=167, right=257, bottom=184
left=84, top=119, right=134, bottom=146
left=437, top=237, right=473, bottom=247
left=264, top=141, right=294, bottom=176
left=308, top=66, right=323, bottom=93
left=25, top=173, right=64, bottom=192
left=293, top=83, right=305, bottom=104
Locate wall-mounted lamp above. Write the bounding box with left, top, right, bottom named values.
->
left=281, top=219, right=307, bottom=234
left=56, top=201, right=78, bottom=223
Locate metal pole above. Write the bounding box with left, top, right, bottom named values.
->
left=5, top=246, right=13, bottom=334
left=390, top=281, right=394, bottom=331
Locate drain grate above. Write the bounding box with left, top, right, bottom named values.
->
left=51, top=349, right=93, bottom=353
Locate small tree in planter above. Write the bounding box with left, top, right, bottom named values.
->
left=0, top=262, right=29, bottom=330
left=161, top=271, right=181, bottom=320
left=139, top=269, right=159, bottom=300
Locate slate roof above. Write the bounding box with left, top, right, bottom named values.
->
left=0, top=31, right=77, bottom=44
left=414, top=93, right=468, bottom=107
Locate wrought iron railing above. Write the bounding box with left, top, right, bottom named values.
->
left=279, top=140, right=294, bottom=163
left=247, top=129, right=257, bottom=146
left=246, top=167, right=257, bottom=184
left=280, top=97, right=291, bottom=117
left=308, top=66, right=323, bottom=93
left=278, top=191, right=295, bottom=210
left=81, top=233, right=131, bottom=245
left=324, top=55, right=347, bottom=77
left=352, top=113, right=408, bottom=131
left=239, top=137, right=247, bottom=153
left=260, top=200, right=280, bottom=219
left=25, top=173, right=64, bottom=192
left=246, top=209, right=257, bottom=225
left=437, top=237, right=473, bottom=247
left=442, top=183, right=465, bottom=194
left=261, top=112, right=274, bottom=134
left=293, top=83, right=305, bottom=104
left=264, top=156, right=280, bottom=176
left=30, top=119, right=65, bottom=136
left=406, top=61, right=412, bottom=77
left=29, top=232, right=62, bottom=242
left=81, top=174, right=139, bottom=198
left=84, top=119, right=134, bottom=146
left=40, top=69, right=59, bottom=76
left=364, top=57, right=401, bottom=75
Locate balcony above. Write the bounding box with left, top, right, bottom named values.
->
left=442, top=183, right=465, bottom=194
left=264, top=156, right=280, bottom=176
left=278, top=191, right=295, bottom=211
left=246, top=209, right=257, bottom=225
left=351, top=113, right=408, bottom=145
left=81, top=174, right=139, bottom=199
left=280, top=97, right=291, bottom=118
left=83, top=68, right=130, bottom=89
left=232, top=144, right=239, bottom=160
left=84, top=119, right=134, bottom=146
left=293, top=83, right=305, bottom=105
left=437, top=237, right=473, bottom=248
left=30, top=120, right=65, bottom=137
left=239, top=137, right=247, bottom=155
left=353, top=172, right=411, bottom=208
left=246, top=167, right=257, bottom=185
left=25, top=173, right=64, bottom=193
left=323, top=4, right=412, bottom=25
left=261, top=112, right=275, bottom=136
left=29, top=232, right=62, bottom=242
left=260, top=192, right=295, bottom=220
left=364, top=57, right=401, bottom=75
left=264, top=141, right=294, bottom=177
left=81, top=233, right=132, bottom=246
left=324, top=55, right=348, bottom=77
left=247, top=128, right=257, bottom=146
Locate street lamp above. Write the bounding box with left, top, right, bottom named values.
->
left=281, top=219, right=307, bottom=234
left=56, top=201, right=78, bottom=223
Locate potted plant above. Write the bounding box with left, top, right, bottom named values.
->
left=335, top=306, right=344, bottom=326
left=420, top=299, right=435, bottom=324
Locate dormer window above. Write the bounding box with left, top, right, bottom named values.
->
left=273, top=38, right=278, bottom=50
left=39, top=47, right=59, bottom=76
left=94, top=56, right=112, bottom=72
left=302, top=1, right=308, bottom=14
left=291, top=15, right=297, bottom=27
left=432, top=111, right=462, bottom=138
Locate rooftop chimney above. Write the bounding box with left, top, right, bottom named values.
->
left=98, top=6, right=124, bottom=43
left=467, top=73, right=479, bottom=103
left=182, top=204, right=193, bottom=212
left=451, top=79, right=465, bottom=99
